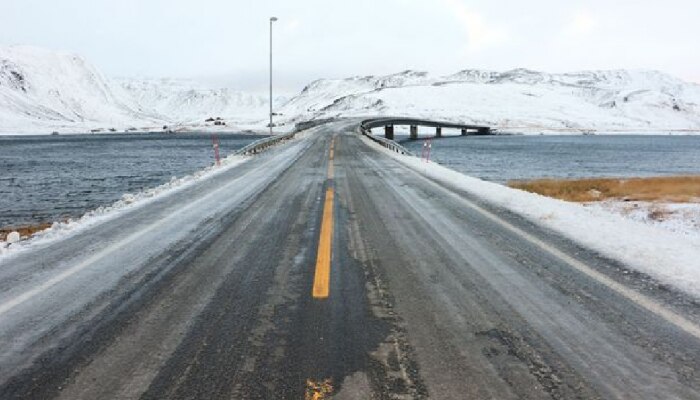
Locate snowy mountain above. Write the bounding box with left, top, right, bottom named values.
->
left=0, top=46, right=164, bottom=133
left=0, top=46, right=278, bottom=134
left=2, top=45, right=700, bottom=134
left=117, top=78, right=287, bottom=126
left=278, top=69, right=700, bottom=133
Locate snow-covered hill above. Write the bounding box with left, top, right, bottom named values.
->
left=278, top=69, right=700, bottom=133
left=0, top=46, right=278, bottom=134
left=0, top=46, right=164, bottom=134
left=2, top=45, right=700, bottom=134
left=117, top=78, right=287, bottom=126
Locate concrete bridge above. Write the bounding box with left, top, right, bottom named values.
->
left=360, top=117, right=491, bottom=140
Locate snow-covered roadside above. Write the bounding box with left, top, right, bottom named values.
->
left=362, top=136, right=700, bottom=298
left=584, top=201, right=700, bottom=239
left=0, top=152, right=250, bottom=259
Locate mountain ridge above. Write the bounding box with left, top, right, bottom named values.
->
left=277, top=68, right=700, bottom=132
left=1, top=46, right=699, bottom=134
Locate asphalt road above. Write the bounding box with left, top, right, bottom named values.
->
left=1, top=121, right=700, bottom=399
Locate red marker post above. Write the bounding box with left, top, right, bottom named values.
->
left=421, top=138, right=432, bottom=163
left=212, top=134, right=221, bottom=166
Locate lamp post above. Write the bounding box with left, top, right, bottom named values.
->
left=269, top=16, right=278, bottom=135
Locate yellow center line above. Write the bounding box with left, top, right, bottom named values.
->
left=313, top=188, right=334, bottom=299
left=312, top=137, right=336, bottom=299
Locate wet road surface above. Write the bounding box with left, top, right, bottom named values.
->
left=1, top=121, right=700, bottom=399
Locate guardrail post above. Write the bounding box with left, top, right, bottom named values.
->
left=385, top=125, right=394, bottom=140
left=410, top=125, right=418, bottom=140
left=436, top=127, right=442, bottom=138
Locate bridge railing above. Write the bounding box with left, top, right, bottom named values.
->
left=359, top=125, right=413, bottom=156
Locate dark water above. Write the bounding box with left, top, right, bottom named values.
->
left=4, top=133, right=700, bottom=228
left=0, top=132, right=263, bottom=227
left=401, top=135, right=700, bottom=183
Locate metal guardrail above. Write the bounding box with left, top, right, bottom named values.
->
left=359, top=125, right=413, bottom=156
left=235, top=131, right=296, bottom=156
left=236, top=118, right=339, bottom=156
left=294, top=118, right=335, bottom=132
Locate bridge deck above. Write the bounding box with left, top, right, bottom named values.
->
left=360, top=117, right=492, bottom=140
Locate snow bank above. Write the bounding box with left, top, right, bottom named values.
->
left=363, top=136, right=700, bottom=298
left=0, top=151, right=249, bottom=259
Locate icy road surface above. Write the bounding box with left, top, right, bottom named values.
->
left=1, top=121, right=700, bottom=399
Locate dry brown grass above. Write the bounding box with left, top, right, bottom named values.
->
left=0, top=223, right=53, bottom=241
left=508, top=175, right=700, bottom=203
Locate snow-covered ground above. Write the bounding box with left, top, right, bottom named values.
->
left=3, top=45, right=700, bottom=134
left=364, top=136, right=700, bottom=297
left=585, top=201, right=700, bottom=238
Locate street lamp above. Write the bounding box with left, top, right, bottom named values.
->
left=269, top=16, right=278, bottom=135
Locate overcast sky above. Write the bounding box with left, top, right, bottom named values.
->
left=2, top=0, right=698, bottom=93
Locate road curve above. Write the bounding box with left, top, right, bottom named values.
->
left=1, top=121, right=700, bottom=399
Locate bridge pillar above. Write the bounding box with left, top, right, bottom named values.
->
left=477, top=127, right=491, bottom=135
left=461, top=128, right=467, bottom=136
left=410, top=125, right=418, bottom=140
left=384, top=125, right=394, bottom=140
left=436, top=127, right=442, bottom=138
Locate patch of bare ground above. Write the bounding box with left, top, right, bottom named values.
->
left=508, top=176, right=700, bottom=203
left=1, top=223, right=53, bottom=241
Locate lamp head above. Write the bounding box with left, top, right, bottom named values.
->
left=270, top=17, right=278, bottom=22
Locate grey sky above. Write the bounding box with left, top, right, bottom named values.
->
left=2, top=0, right=699, bottom=93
